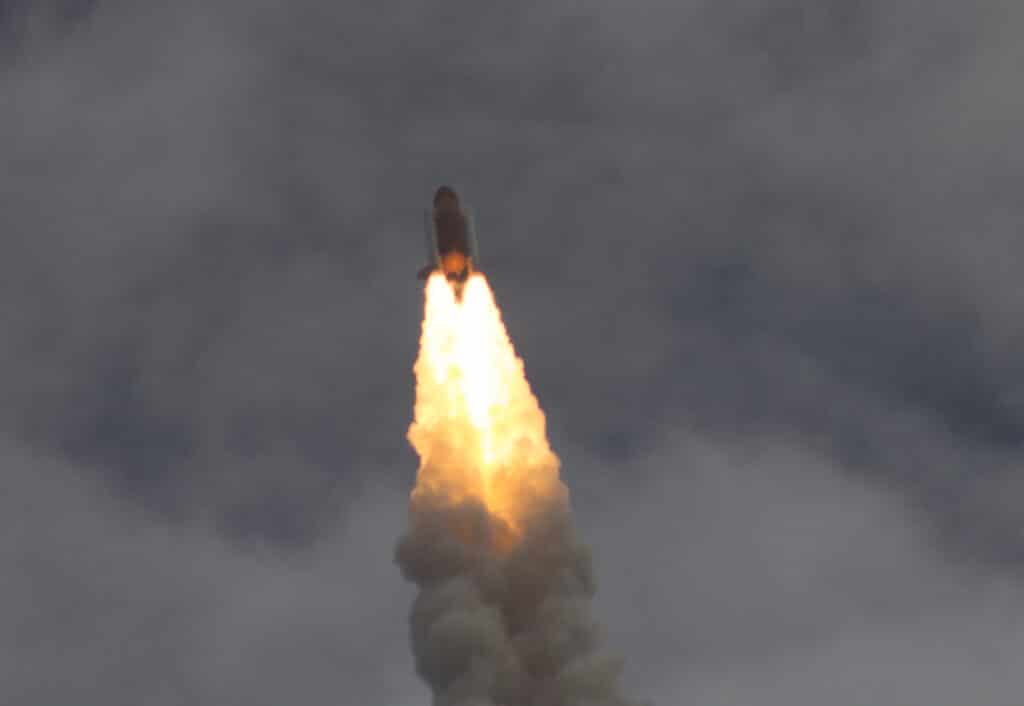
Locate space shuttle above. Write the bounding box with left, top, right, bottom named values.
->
left=416, top=185, right=479, bottom=297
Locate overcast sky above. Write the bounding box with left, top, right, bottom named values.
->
left=3, top=0, right=1023, bottom=704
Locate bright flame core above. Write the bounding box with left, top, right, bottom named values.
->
left=408, top=273, right=564, bottom=534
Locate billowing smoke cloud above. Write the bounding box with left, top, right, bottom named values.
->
left=397, top=493, right=635, bottom=705
left=396, top=274, right=640, bottom=706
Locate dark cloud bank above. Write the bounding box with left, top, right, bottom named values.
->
left=2, top=0, right=1023, bottom=704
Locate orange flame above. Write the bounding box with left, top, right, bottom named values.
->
left=408, top=273, right=565, bottom=535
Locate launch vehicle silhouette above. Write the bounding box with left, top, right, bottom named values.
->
left=417, top=185, right=479, bottom=296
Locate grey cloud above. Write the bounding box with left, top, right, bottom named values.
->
left=2, top=436, right=422, bottom=705
left=576, top=433, right=1024, bottom=705
left=2, top=0, right=1023, bottom=703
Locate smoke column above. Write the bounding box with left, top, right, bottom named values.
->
left=396, top=273, right=639, bottom=706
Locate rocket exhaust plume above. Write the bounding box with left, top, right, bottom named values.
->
left=397, top=273, right=639, bottom=706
